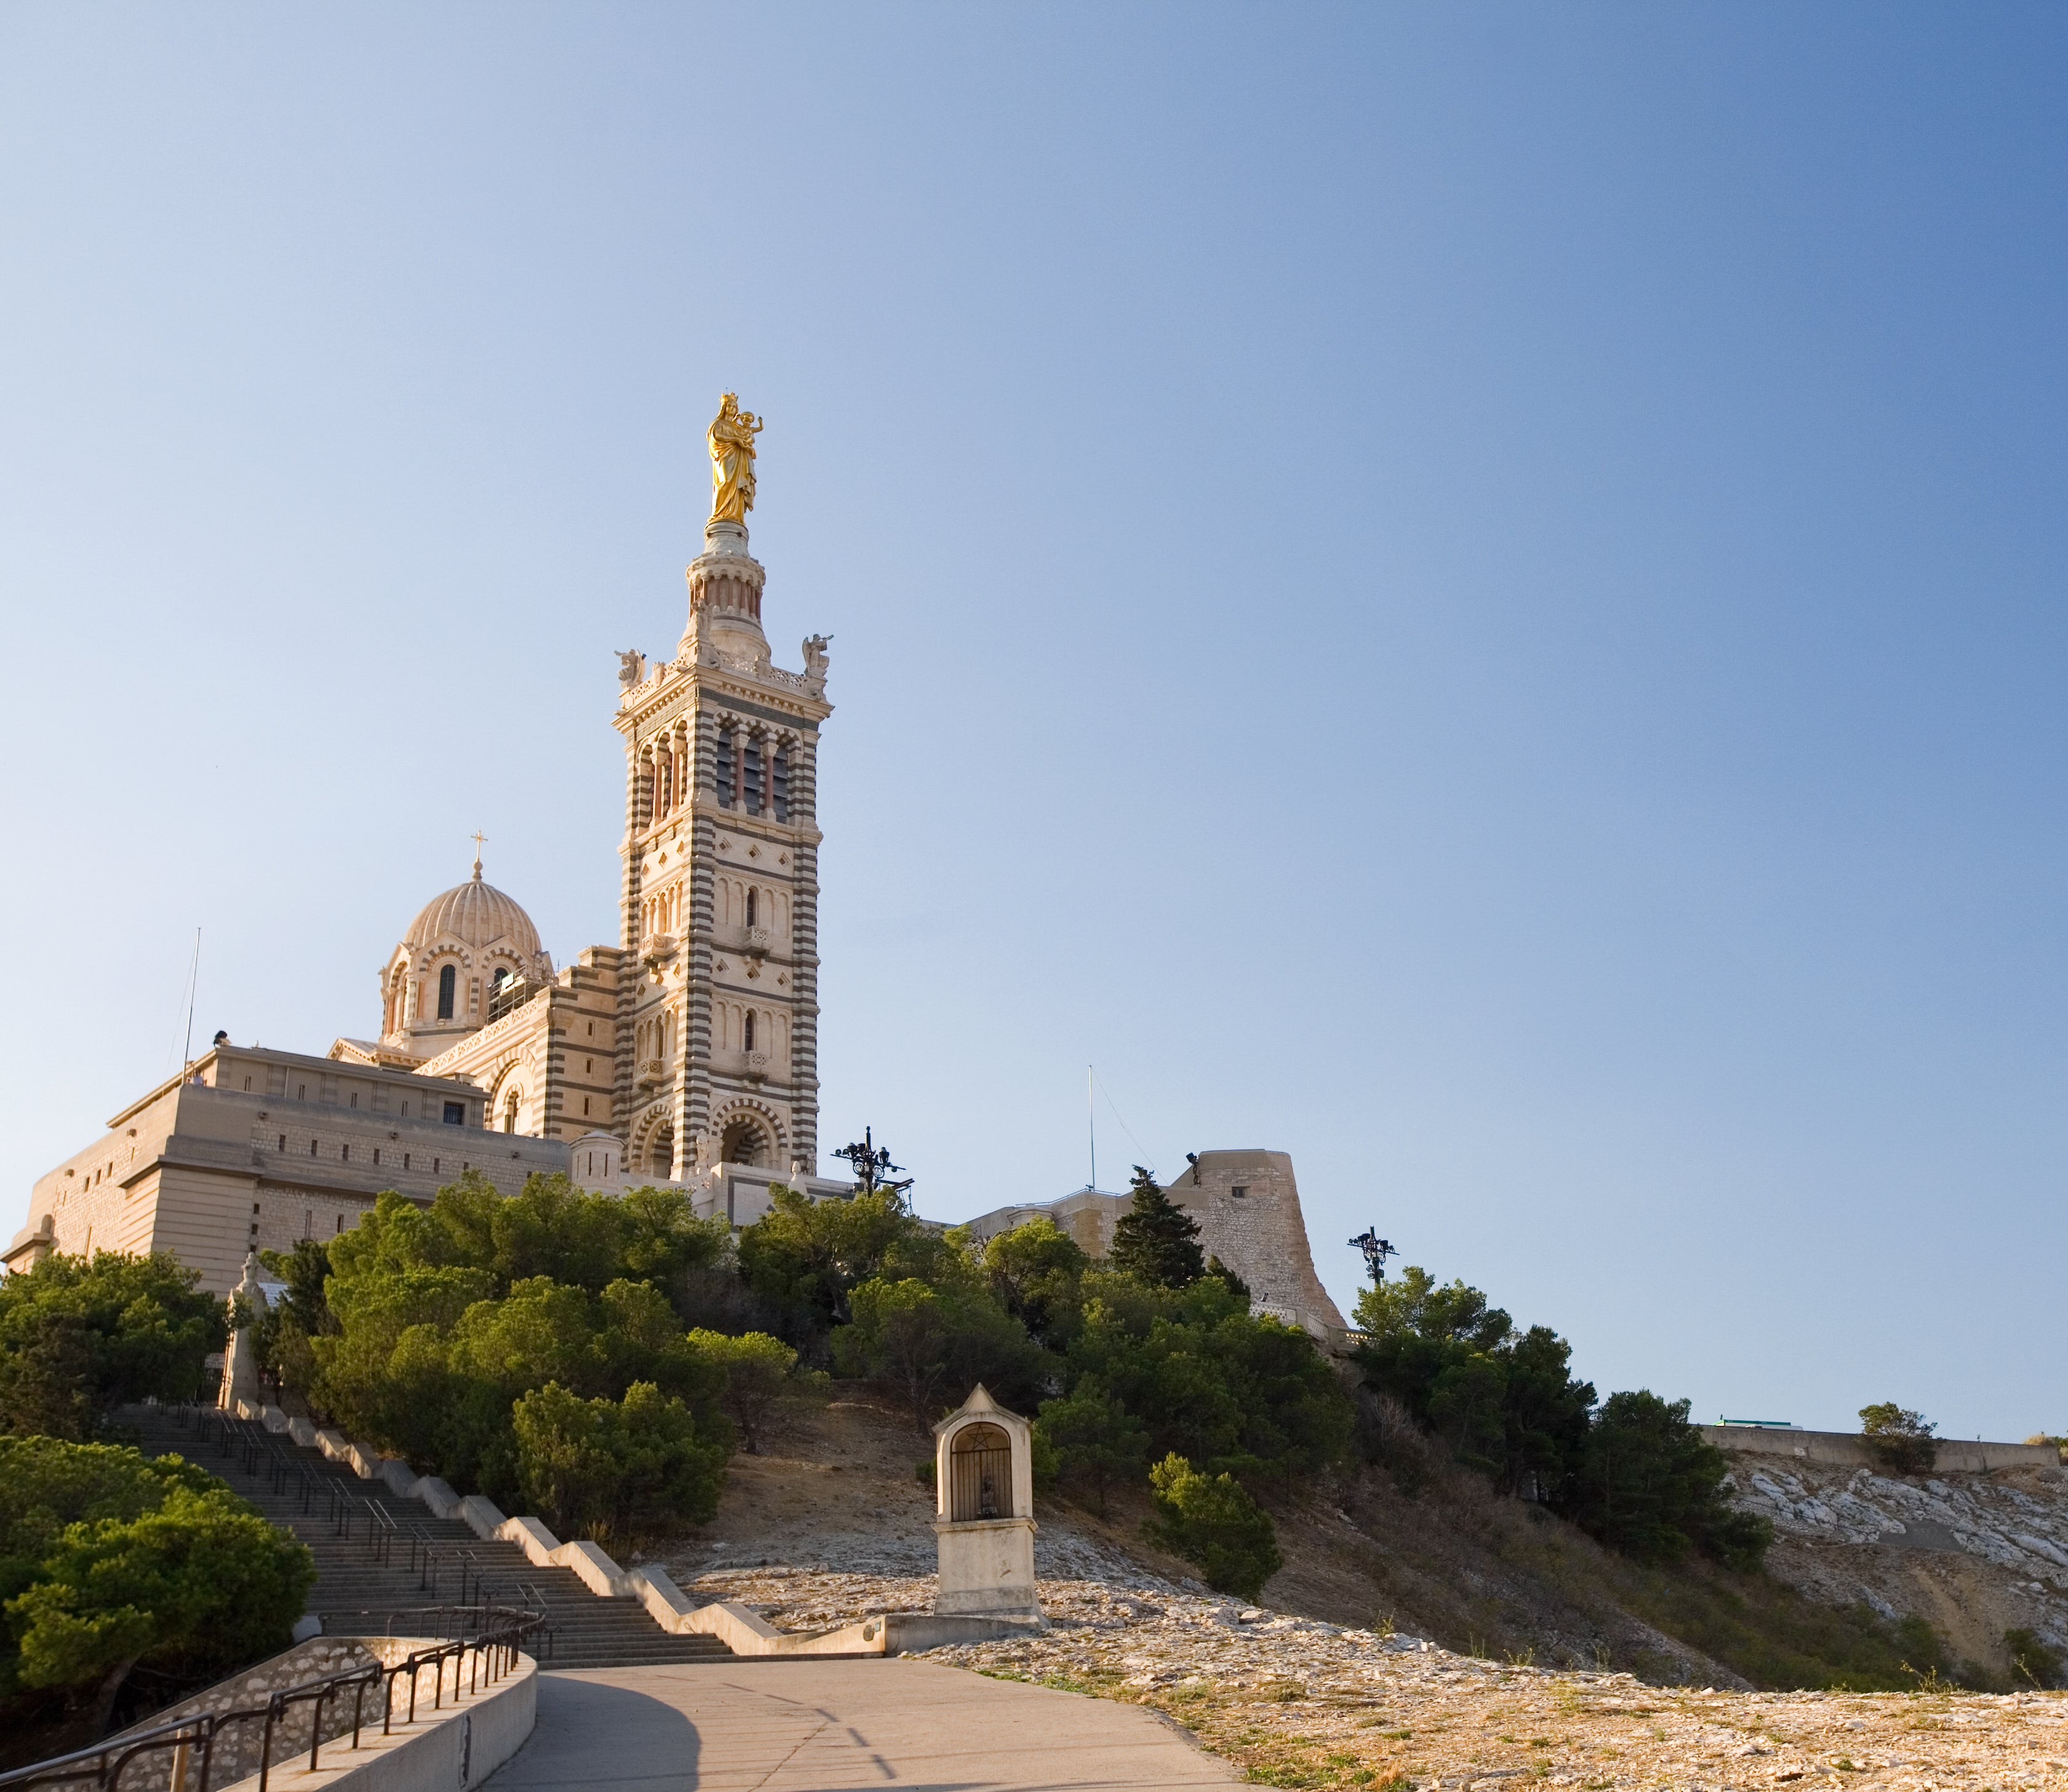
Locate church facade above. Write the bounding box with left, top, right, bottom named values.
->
left=10, top=399, right=849, bottom=1290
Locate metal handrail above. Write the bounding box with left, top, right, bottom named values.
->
left=0, top=1607, right=543, bottom=1792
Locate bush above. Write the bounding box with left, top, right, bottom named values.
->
left=2006, top=1626, right=2064, bottom=1689
left=0, top=1438, right=313, bottom=1734
left=686, top=1329, right=796, bottom=1454
left=511, top=1380, right=727, bottom=1542
left=1142, top=1452, right=1282, bottom=1600
left=1859, top=1402, right=1938, bottom=1474
left=0, top=1254, right=224, bottom=1441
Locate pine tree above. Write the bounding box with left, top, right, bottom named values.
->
left=1109, top=1166, right=1205, bottom=1289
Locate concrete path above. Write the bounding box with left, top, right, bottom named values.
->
left=483, top=1659, right=1239, bottom=1790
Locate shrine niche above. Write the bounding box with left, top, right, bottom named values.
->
left=931, top=1385, right=1040, bottom=1620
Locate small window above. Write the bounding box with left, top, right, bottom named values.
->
left=587, top=1020, right=594, bottom=1037
left=583, top=1097, right=591, bottom=1116
left=350, top=1092, right=358, bottom=1109
left=743, top=1010, right=756, bottom=1051
left=433, top=1158, right=439, bottom=1174
left=746, top=888, right=758, bottom=926
left=437, top=965, right=457, bottom=1020
left=373, top=1148, right=380, bottom=1166
left=253, top=1203, right=262, bottom=1215
left=585, top=1058, right=592, bottom=1074
left=310, top=1138, right=318, bottom=1156
left=404, top=1153, right=411, bottom=1170
left=503, top=1094, right=518, bottom=1134
left=335, top=1213, right=345, bottom=1233
left=341, top=1143, right=350, bottom=1162
left=443, top=1102, right=464, bottom=1126
left=401, top=1102, right=409, bottom=1118
left=303, top=1209, right=313, bottom=1238
left=243, top=1076, right=252, bottom=1092
left=278, top=1134, right=286, bottom=1151
left=1230, top=1185, right=1248, bottom=1199
left=298, top=1083, right=307, bottom=1100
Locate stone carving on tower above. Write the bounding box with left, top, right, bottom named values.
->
left=614, top=398, right=833, bottom=1198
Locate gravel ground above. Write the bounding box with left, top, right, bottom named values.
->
left=663, top=1566, right=2068, bottom=1790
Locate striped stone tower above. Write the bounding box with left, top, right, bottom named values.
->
left=611, top=500, right=833, bottom=1187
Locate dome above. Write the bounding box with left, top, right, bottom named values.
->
left=404, top=865, right=542, bottom=957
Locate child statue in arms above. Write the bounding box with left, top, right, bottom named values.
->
left=707, top=393, right=764, bottom=522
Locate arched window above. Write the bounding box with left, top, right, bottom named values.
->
left=503, top=1092, right=519, bottom=1133
left=492, top=967, right=510, bottom=996
left=743, top=1010, right=755, bottom=1051
left=746, top=887, right=757, bottom=926
left=436, top=965, right=456, bottom=1020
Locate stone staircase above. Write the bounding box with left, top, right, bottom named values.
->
left=124, top=1405, right=734, bottom=1670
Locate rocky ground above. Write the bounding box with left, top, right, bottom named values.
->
left=619, top=1396, right=2068, bottom=1786
left=1730, top=1461, right=2068, bottom=1671
left=642, top=1562, right=2068, bottom=1789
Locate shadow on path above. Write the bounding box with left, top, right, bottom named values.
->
left=483, top=1674, right=699, bottom=1790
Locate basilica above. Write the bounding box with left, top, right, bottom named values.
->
left=9, top=398, right=851, bottom=1294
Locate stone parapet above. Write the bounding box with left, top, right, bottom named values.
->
left=1702, top=1425, right=2059, bottom=1473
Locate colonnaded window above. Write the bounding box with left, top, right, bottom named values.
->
left=716, top=728, right=736, bottom=807
left=437, top=965, right=457, bottom=1020
left=743, top=740, right=764, bottom=813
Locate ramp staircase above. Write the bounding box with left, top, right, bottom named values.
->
left=124, top=1404, right=733, bottom=1670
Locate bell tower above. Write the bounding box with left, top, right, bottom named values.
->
left=611, top=397, right=833, bottom=1193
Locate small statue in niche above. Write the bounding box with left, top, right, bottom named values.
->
left=802, top=634, right=832, bottom=682
left=617, top=648, right=646, bottom=686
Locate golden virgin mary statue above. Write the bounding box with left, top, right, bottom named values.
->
left=707, top=392, right=764, bottom=523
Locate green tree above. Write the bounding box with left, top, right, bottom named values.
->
left=1204, top=1255, right=1251, bottom=1306
left=0, top=1253, right=224, bottom=1441
left=1352, top=1265, right=1593, bottom=1497
left=0, top=1438, right=312, bottom=1735
left=511, top=1380, right=727, bottom=1541
left=736, top=1186, right=940, bottom=1352
left=1859, top=1402, right=1938, bottom=1475
left=686, top=1330, right=797, bottom=1454
left=1034, top=1380, right=1148, bottom=1515
left=1108, top=1167, right=1204, bottom=1290
left=253, top=1238, right=341, bottom=1406
left=974, top=1218, right=1088, bottom=1348
left=832, top=1276, right=1044, bottom=1430
left=1142, top=1452, right=1282, bottom=1601
left=1567, top=1390, right=1771, bottom=1569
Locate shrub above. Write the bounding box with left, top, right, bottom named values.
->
left=2006, top=1626, right=2064, bottom=1689
left=1142, top=1451, right=1282, bottom=1600
left=0, top=1438, right=313, bottom=1734
left=1859, top=1403, right=1938, bottom=1474
left=0, top=1254, right=224, bottom=1441
left=511, top=1380, right=727, bottom=1541
left=832, top=1275, right=1044, bottom=1430
left=736, top=1186, right=945, bottom=1353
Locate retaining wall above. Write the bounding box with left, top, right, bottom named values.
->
left=1702, top=1425, right=2059, bottom=1473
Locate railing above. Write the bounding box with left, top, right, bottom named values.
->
left=0, top=1608, right=543, bottom=1792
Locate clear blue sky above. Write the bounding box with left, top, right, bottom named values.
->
left=4, top=6, right=2063, bottom=1440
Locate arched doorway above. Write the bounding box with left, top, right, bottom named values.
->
left=649, top=1126, right=675, bottom=1178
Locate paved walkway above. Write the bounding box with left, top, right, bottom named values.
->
left=483, top=1659, right=1239, bottom=1791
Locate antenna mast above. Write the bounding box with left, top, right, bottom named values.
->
left=1087, top=1064, right=1096, bottom=1190
left=180, top=928, right=201, bottom=1071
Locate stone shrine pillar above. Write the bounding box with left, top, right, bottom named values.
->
left=931, top=1385, right=1041, bottom=1619
left=217, top=1248, right=267, bottom=1414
